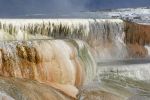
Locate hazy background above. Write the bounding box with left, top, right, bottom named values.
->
left=0, top=0, right=150, bottom=17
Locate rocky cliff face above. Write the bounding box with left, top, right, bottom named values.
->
left=124, top=21, right=150, bottom=45
left=124, top=21, right=150, bottom=57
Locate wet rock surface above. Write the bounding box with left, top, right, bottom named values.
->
left=0, top=77, right=73, bottom=100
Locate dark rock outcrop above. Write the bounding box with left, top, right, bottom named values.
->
left=124, top=21, right=150, bottom=57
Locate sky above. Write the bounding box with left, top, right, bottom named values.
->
left=0, top=0, right=150, bottom=17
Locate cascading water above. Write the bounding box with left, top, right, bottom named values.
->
left=145, top=45, right=150, bottom=55
left=0, top=39, right=96, bottom=99
left=0, top=19, right=127, bottom=60
left=0, top=19, right=149, bottom=100
left=0, top=39, right=96, bottom=83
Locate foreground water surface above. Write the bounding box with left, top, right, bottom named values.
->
left=79, top=60, right=150, bottom=100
